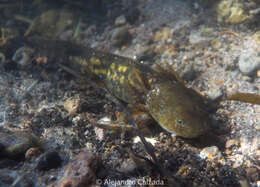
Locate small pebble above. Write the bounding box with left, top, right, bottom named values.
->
left=207, top=87, right=223, bottom=101
left=200, top=146, right=222, bottom=160
left=225, top=139, right=239, bottom=149
left=133, top=136, right=158, bottom=146
left=63, top=96, right=80, bottom=115
left=176, top=165, right=192, bottom=176
left=254, top=31, right=260, bottom=46
left=12, top=47, right=34, bottom=67
left=118, top=159, right=137, bottom=173
left=232, top=154, right=244, bottom=168
left=211, top=39, right=222, bottom=49
left=241, top=75, right=253, bottom=82
left=256, top=150, right=260, bottom=161
left=94, top=127, right=104, bottom=141
left=225, top=149, right=232, bottom=155
left=154, top=27, right=173, bottom=42
left=252, top=137, right=260, bottom=152
left=25, top=147, right=42, bottom=160
left=115, top=15, right=127, bottom=26
left=257, top=70, right=260, bottom=77
left=201, top=27, right=214, bottom=37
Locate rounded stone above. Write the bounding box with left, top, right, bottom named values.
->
left=238, top=52, right=260, bottom=76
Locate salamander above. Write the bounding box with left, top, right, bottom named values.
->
left=0, top=37, right=212, bottom=138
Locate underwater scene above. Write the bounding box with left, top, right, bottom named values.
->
left=0, top=0, right=259, bottom=186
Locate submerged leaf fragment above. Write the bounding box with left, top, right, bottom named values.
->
left=227, top=92, right=260, bottom=105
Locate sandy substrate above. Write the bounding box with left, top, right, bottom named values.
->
left=0, top=0, right=259, bottom=186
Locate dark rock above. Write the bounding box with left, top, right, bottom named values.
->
left=181, top=64, right=197, bottom=81
left=1, top=59, right=18, bottom=71
left=111, top=26, right=132, bottom=47
left=0, top=131, right=40, bottom=160
left=222, top=176, right=239, bottom=185
left=136, top=46, right=156, bottom=63
left=125, top=7, right=140, bottom=24
left=36, top=151, right=62, bottom=171
left=0, top=159, right=18, bottom=169
left=57, top=150, right=101, bottom=187
left=0, top=143, right=5, bottom=158
left=246, top=167, right=259, bottom=182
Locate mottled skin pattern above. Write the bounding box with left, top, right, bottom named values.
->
left=0, top=37, right=212, bottom=138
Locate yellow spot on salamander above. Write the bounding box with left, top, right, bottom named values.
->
left=120, top=76, right=125, bottom=84
left=70, top=56, right=88, bottom=67
left=107, top=69, right=111, bottom=77
left=112, top=72, right=118, bottom=81
left=110, top=63, right=116, bottom=70
left=94, top=69, right=107, bottom=75
left=118, top=65, right=128, bottom=73
left=95, top=58, right=101, bottom=64
left=90, top=57, right=101, bottom=65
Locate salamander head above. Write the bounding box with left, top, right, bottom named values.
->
left=146, top=80, right=211, bottom=138
left=165, top=106, right=210, bottom=138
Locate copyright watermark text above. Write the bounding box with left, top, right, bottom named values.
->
left=96, top=177, right=165, bottom=186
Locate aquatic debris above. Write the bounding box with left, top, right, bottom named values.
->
left=24, top=9, right=75, bottom=38
left=217, top=0, right=249, bottom=24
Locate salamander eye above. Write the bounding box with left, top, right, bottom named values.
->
left=176, top=119, right=184, bottom=127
